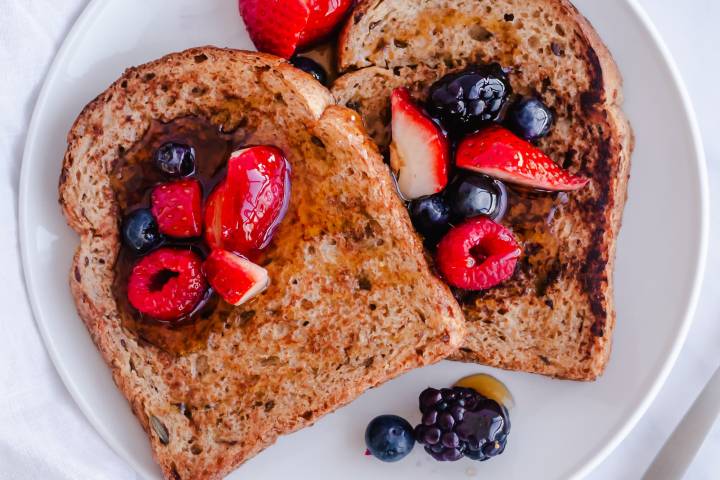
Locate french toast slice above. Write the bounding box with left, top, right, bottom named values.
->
left=332, top=0, right=633, bottom=380
left=59, top=47, right=465, bottom=480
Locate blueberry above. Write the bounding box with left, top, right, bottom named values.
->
left=154, top=142, right=196, bottom=177
left=365, top=415, right=415, bottom=462
left=290, top=56, right=328, bottom=86
left=507, top=97, right=554, bottom=141
left=446, top=174, right=508, bottom=223
left=409, top=194, right=451, bottom=243
left=427, top=64, right=512, bottom=135
left=122, top=209, right=162, bottom=254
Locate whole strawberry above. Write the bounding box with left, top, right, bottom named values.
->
left=239, top=0, right=353, bottom=58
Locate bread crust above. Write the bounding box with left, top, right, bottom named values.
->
left=333, top=0, right=633, bottom=380
left=59, top=47, right=465, bottom=479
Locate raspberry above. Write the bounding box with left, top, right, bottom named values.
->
left=435, top=217, right=521, bottom=291
left=127, top=248, right=207, bottom=321
left=415, top=387, right=510, bottom=462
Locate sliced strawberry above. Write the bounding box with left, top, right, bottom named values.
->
left=204, top=146, right=290, bottom=256
left=151, top=179, right=202, bottom=238
left=238, top=0, right=310, bottom=59
left=203, top=249, right=269, bottom=306
left=127, top=248, right=207, bottom=321
left=389, top=88, right=450, bottom=200
left=456, top=125, right=590, bottom=191
left=299, top=0, right=354, bottom=49
left=436, top=217, right=521, bottom=291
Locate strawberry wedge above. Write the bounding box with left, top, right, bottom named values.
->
left=389, top=88, right=450, bottom=200
left=203, top=249, right=269, bottom=306
left=456, top=125, right=589, bottom=191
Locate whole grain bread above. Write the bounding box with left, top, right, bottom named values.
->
left=332, top=0, right=633, bottom=380
left=59, top=47, right=465, bottom=479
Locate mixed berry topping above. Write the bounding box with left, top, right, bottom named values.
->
left=386, top=64, right=590, bottom=294
left=120, top=141, right=290, bottom=322
left=427, top=64, right=511, bottom=135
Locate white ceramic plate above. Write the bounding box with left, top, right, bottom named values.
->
left=19, top=0, right=708, bottom=479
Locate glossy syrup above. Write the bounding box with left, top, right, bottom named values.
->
left=455, top=373, right=515, bottom=409
left=111, top=116, right=247, bottom=355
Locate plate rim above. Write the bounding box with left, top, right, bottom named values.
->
left=17, top=0, right=709, bottom=478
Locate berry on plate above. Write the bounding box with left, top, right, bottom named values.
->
left=456, top=125, right=589, bottom=191
left=390, top=88, right=449, bottom=200
left=427, top=64, right=511, bottom=135
left=127, top=248, right=207, bottom=321
left=415, top=387, right=510, bottom=462
left=205, top=146, right=290, bottom=256
left=151, top=179, right=203, bottom=238
left=203, top=249, right=269, bottom=306
left=435, top=217, right=521, bottom=291
left=239, top=0, right=352, bottom=58
left=122, top=208, right=162, bottom=254
left=365, top=415, right=416, bottom=462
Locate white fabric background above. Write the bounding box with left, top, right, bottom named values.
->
left=0, top=1, right=718, bottom=478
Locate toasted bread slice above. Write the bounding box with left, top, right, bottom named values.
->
left=59, top=47, right=465, bottom=480
left=332, top=0, right=632, bottom=380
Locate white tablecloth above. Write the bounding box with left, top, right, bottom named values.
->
left=1, top=1, right=718, bottom=478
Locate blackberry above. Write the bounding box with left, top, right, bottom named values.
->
left=427, top=64, right=511, bottom=135
left=415, top=386, right=510, bottom=462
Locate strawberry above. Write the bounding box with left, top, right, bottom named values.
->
left=456, top=125, right=589, bottom=191
left=435, top=217, right=521, bottom=291
left=238, top=0, right=353, bottom=58
left=238, top=0, right=310, bottom=59
left=299, top=0, right=354, bottom=49
left=151, top=179, right=203, bottom=238
left=127, top=248, right=207, bottom=321
left=204, top=146, right=290, bottom=256
left=203, top=249, right=269, bottom=306
left=389, top=88, right=450, bottom=200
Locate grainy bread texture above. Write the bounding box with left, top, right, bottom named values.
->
left=59, top=47, right=465, bottom=480
left=332, top=0, right=633, bottom=380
